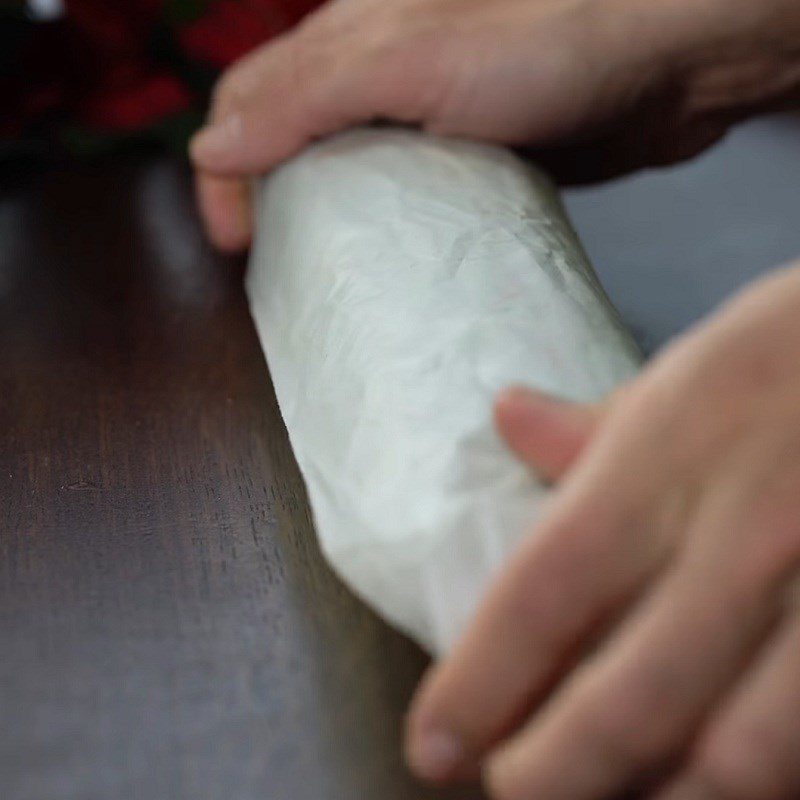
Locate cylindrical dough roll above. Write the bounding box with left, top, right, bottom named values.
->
left=246, top=128, right=641, bottom=655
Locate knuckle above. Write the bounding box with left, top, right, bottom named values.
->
left=210, top=70, right=249, bottom=115
left=284, top=36, right=332, bottom=94
left=500, top=512, right=599, bottom=646
left=588, top=701, right=659, bottom=768
left=723, top=480, right=800, bottom=597
left=616, top=370, right=673, bottom=421
left=498, top=494, right=640, bottom=650
left=286, top=5, right=377, bottom=84
left=586, top=666, right=682, bottom=768
left=501, top=566, right=569, bottom=650
left=208, top=41, right=276, bottom=115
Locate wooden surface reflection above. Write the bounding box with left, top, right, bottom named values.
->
left=0, top=156, right=483, bottom=800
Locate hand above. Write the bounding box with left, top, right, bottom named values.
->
left=189, top=0, right=800, bottom=251
left=405, top=262, right=800, bottom=799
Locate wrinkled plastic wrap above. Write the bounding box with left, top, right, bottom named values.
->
left=246, top=128, right=642, bottom=655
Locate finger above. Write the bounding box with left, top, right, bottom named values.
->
left=483, top=497, right=779, bottom=800
left=193, top=54, right=256, bottom=251
left=189, top=12, right=445, bottom=176
left=494, top=387, right=605, bottom=483
left=405, top=423, right=673, bottom=784
left=196, top=172, right=252, bottom=253
left=652, top=607, right=800, bottom=800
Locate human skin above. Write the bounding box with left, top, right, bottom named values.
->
left=189, top=0, right=800, bottom=251
left=189, top=1, right=800, bottom=797
left=407, top=263, right=800, bottom=799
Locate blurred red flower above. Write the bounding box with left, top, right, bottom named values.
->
left=4, top=0, right=321, bottom=150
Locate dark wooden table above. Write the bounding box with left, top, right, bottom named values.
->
left=0, top=155, right=483, bottom=800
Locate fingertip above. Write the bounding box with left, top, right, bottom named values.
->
left=404, top=667, right=441, bottom=761
left=404, top=667, right=475, bottom=784
left=494, top=384, right=542, bottom=412
left=209, top=198, right=252, bottom=253
left=494, top=386, right=554, bottom=431
left=210, top=223, right=252, bottom=254
left=494, top=386, right=599, bottom=481
left=494, top=385, right=571, bottom=419
left=405, top=727, right=466, bottom=785
left=493, top=386, right=565, bottom=451
left=195, top=173, right=252, bottom=253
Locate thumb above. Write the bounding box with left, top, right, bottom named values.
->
left=494, top=386, right=608, bottom=483
left=189, top=15, right=442, bottom=177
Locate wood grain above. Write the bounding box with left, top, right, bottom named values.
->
left=0, top=155, right=483, bottom=800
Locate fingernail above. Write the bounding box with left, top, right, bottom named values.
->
left=406, top=730, right=464, bottom=783
left=215, top=199, right=251, bottom=252
left=191, top=114, right=243, bottom=160
left=499, top=386, right=564, bottom=406
left=495, top=387, right=567, bottom=421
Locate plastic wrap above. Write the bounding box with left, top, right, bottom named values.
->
left=246, top=128, right=641, bottom=655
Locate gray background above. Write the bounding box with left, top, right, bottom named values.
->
left=564, top=115, right=800, bottom=355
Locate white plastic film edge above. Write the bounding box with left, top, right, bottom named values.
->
left=246, top=128, right=642, bottom=656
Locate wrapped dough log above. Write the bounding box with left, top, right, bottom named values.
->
left=246, top=128, right=641, bottom=656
